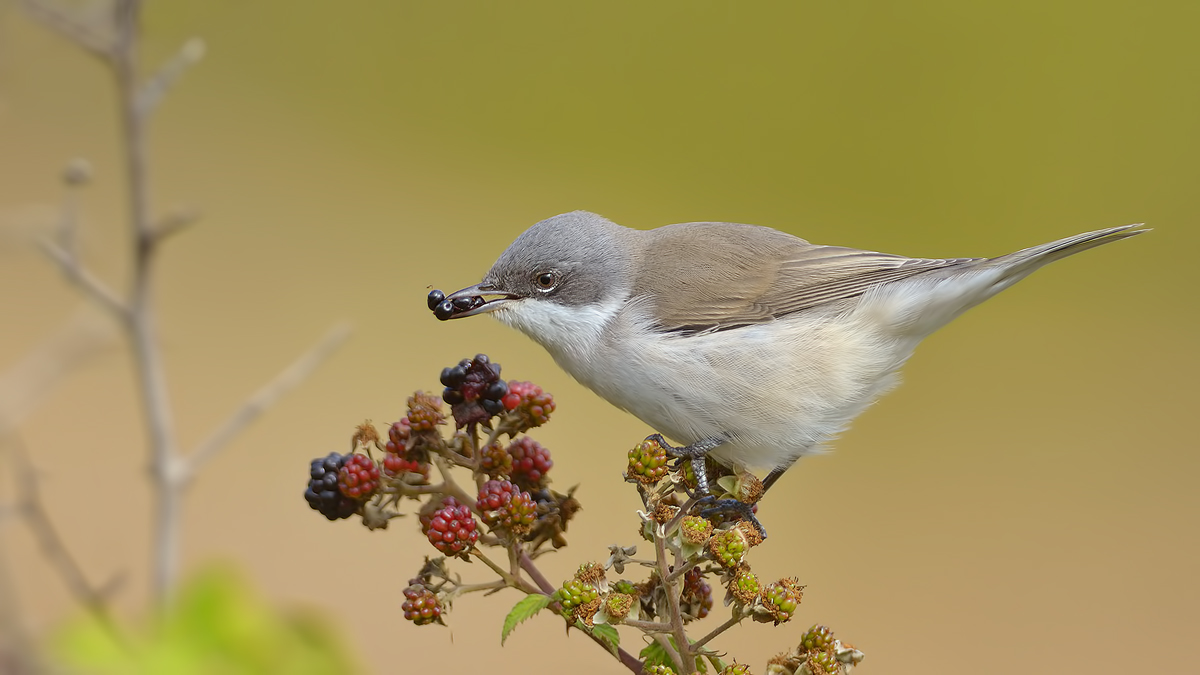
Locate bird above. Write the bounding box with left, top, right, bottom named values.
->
left=430, top=210, right=1146, bottom=526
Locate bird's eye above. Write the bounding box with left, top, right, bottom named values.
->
left=535, top=271, right=558, bottom=290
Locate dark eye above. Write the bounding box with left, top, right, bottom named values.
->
left=535, top=271, right=558, bottom=290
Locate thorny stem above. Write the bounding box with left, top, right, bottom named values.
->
left=651, top=632, right=684, bottom=674
left=656, top=528, right=694, bottom=672
left=693, top=612, right=744, bottom=651
left=623, top=618, right=673, bottom=633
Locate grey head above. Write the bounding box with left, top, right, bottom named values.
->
left=437, top=211, right=638, bottom=319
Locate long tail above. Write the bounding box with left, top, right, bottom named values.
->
left=986, top=223, right=1149, bottom=276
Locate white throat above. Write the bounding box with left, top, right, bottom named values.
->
left=492, top=297, right=624, bottom=364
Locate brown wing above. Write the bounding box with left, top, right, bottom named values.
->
left=633, top=222, right=981, bottom=334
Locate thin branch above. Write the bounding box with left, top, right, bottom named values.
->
left=692, top=612, right=743, bottom=651
left=651, top=633, right=684, bottom=674
left=137, top=39, right=206, bottom=115
left=624, top=618, right=673, bottom=633
left=655, top=531, right=694, bottom=671
left=21, top=0, right=114, bottom=60
left=149, top=207, right=201, bottom=243
left=184, top=323, right=352, bottom=478
left=38, top=238, right=130, bottom=320
left=3, top=437, right=125, bottom=644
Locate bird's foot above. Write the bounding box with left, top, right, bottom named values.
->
left=696, top=495, right=768, bottom=540
left=646, top=434, right=724, bottom=495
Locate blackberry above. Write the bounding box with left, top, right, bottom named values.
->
left=382, top=452, right=428, bottom=481
left=479, top=441, right=513, bottom=478
left=554, top=578, right=601, bottom=626
left=418, top=496, right=462, bottom=536
left=626, top=438, right=669, bottom=485
left=643, top=666, right=676, bottom=675
left=502, top=380, right=556, bottom=430
left=337, top=453, right=381, bottom=500
left=603, top=592, right=634, bottom=623
left=801, top=624, right=835, bottom=653
left=406, top=391, right=445, bottom=431
left=402, top=582, right=443, bottom=626
left=426, top=289, right=446, bottom=311
left=728, top=565, right=761, bottom=605
left=304, top=452, right=358, bottom=520
left=806, top=650, right=840, bottom=675
left=707, top=527, right=749, bottom=569
left=680, top=515, right=713, bottom=545
left=507, top=436, right=553, bottom=490
left=441, top=355, right=507, bottom=427
left=477, top=479, right=536, bottom=537
left=760, top=578, right=804, bottom=625
left=426, top=501, right=478, bottom=557
left=385, top=418, right=412, bottom=454
left=680, top=567, right=713, bottom=620
left=718, top=664, right=751, bottom=675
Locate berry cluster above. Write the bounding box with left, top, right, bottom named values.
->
left=718, top=664, right=751, bottom=675
left=426, top=500, right=479, bottom=557
left=554, top=578, right=601, bottom=625
left=440, top=355, right=507, bottom=427
left=502, top=380, right=556, bottom=429
left=680, top=567, right=713, bottom=620
left=760, top=578, right=804, bottom=625
left=401, top=583, right=443, bottom=626
left=680, top=515, right=714, bottom=545
left=506, top=437, right=553, bottom=489
left=479, top=441, right=513, bottom=478
left=643, top=666, right=676, bottom=675
left=406, top=391, right=445, bottom=431
left=304, top=453, right=358, bottom=520
left=337, top=453, right=380, bottom=500
left=707, top=527, right=750, bottom=569
left=477, top=479, right=537, bottom=537
left=728, top=565, right=761, bottom=605
left=626, top=438, right=669, bottom=485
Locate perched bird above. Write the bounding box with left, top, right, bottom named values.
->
left=431, top=211, right=1145, bottom=522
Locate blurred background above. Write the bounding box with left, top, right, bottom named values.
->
left=1, top=0, right=1196, bottom=673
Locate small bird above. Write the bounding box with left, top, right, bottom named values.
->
left=431, top=211, right=1145, bottom=520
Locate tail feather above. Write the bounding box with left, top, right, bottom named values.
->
left=988, top=224, right=1149, bottom=274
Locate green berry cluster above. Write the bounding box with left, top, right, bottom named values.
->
left=680, top=515, right=713, bottom=545
left=706, top=527, right=749, bottom=568
left=643, top=665, right=676, bottom=675
left=801, top=624, right=835, bottom=653
left=555, top=578, right=602, bottom=626
left=626, top=438, right=669, bottom=484
left=760, top=578, right=804, bottom=625
left=728, top=565, right=761, bottom=605
left=477, top=479, right=537, bottom=537
left=718, top=663, right=752, bottom=675
left=806, top=649, right=840, bottom=675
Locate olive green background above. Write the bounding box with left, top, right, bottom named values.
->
left=1, top=1, right=1196, bottom=673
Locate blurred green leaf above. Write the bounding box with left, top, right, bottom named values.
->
left=49, top=565, right=360, bottom=675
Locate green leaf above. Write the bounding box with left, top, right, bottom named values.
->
left=500, top=594, right=552, bottom=645
left=639, top=640, right=671, bottom=668
left=590, top=623, right=620, bottom=657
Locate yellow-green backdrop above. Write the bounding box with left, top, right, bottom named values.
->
left=1, top=1, right=1196, bottom=673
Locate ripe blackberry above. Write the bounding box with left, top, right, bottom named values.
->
left=507, top=436, right=552, bottom=489
left=502, top=380, right=556, bottom=430
left=337, top=453, right=381, bottom=500
left=760, top=578, right=804, bottom=625
left=406, top=391, right=445, bottom=432
left=426, top=501, right=478, bottom=556
left=479, top=441, right=513, bottom=478
left=626, top=439, right=669, bottom=485
left=680, top=567, right=713, bottom=620
left=304, top=452, right=358, bottom=520
left=401, top=582, right=443, bottom=626
left=441, top=355, right=507, bottom=427
left=707, top=527, right=749, bottom=569
left=477, top=479, right=537, bottom=536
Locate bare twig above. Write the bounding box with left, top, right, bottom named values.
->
left=38, top=239, right=130, bottom=320
left=185, top=323, right=352, bottom=478
left=137, top=38, right=206, bottom=115
left=3, top=437, right=124, bottom=644
left=655, top=530, right=694, bottom=672
left=21, top=0, right=114, bottom=60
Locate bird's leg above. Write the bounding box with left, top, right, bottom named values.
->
left=647, top=434, right=723, bottom=495
left=644, top=434, right=769, bottom=539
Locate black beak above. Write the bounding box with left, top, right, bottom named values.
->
left=429, top=283, right=520, bottom=321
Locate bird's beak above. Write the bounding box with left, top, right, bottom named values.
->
left=433, top=283, right=521, bottom=320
